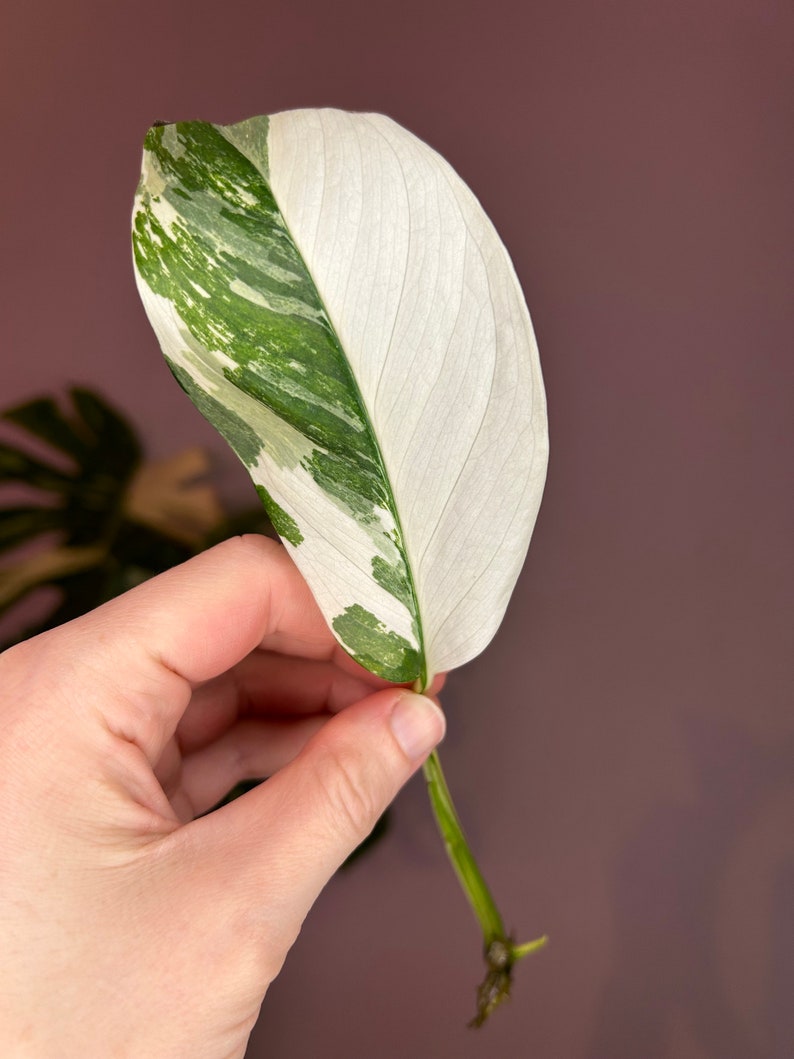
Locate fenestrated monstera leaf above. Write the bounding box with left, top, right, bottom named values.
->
left=132, top=109, right=549, bottom=1025
left=0, top=389, right=143, bottom=621
left=132, top=109, right=548, bottom=690
left=0, top=389, right=253, bottom=644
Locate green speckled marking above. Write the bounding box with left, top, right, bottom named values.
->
left=332, top=604, right=421, bottom=683
left=167, top=360, right=263, bottom=467
left=372, top=554, right=415, bottom=614
left=255, top=484, right=303, bottom=547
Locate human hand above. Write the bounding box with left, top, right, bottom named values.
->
left=0, top=535, right=445, bottom=1057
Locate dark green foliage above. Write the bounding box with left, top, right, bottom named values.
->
left=0, top=387, right=269, bottom=648
left=332, top=603, right=422, bottom=684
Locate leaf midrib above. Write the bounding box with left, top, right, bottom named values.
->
left=227, top=121, right=430, bottom=689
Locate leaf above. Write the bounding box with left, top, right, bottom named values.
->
left=123, top=447, right=225, bottom=545
left=0, top=440, right=75, bottom=491
left=0, top=544, right=106, bottom=615
left=3, top=396, right=89, bottom=464
left=69, top=388, right=142, bottom=472
left=0, top=386, right=193, bottom=637
left=0, top=505, right=66, bottom=556
left=133, top=110, right=548, bottom=686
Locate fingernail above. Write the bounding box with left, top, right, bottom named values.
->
left=390, top=693, right=446, bottom=761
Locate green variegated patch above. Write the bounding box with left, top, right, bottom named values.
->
left=254, top=485, right=303, bottom=548
left=332, top=604, right=421, bottom=680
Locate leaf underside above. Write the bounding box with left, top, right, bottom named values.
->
left=133, top=110, right=547, bottom=684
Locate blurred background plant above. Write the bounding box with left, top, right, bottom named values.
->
left=0, top=385, right=272, bottom=651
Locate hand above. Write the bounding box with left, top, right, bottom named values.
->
left=0, top=535, right=445, bottom=1058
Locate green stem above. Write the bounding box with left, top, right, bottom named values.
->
left=422, top=748, right=548, bottom=1027
left=422, top=750, right=504, bottom=944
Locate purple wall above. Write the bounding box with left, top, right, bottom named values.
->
left=2, top=1, right=792, bottom=1056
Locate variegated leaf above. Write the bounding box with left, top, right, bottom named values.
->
left=132, top=109, right=547, bottom=687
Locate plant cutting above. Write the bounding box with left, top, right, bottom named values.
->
left=132, top=108, right=549, bottom=1025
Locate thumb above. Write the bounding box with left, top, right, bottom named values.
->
left=190, top=686, right=445, bottom=957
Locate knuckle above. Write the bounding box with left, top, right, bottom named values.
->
left=315, top=743, right=379, bottom=841
left=222, top=532, right=281, bottom=562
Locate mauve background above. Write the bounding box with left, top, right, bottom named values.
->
left=2, top=1, right=792, bottom=1056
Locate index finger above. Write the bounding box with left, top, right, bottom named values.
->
left=32, top=535, right=336, bottom=764
left=97, top=535, right=336, bottom=680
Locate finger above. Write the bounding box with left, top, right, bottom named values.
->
left=177, top=651, right=391, bottom=754
left=37, top=535, right=334, bottom=764
left=91, top=535, right=335, bottom=677
left=182, top=687, right=445, bottom=972
left=179, top=715, right=327, bottom=817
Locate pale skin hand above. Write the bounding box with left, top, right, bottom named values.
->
left=0, top=535, right=445, bottom=1058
